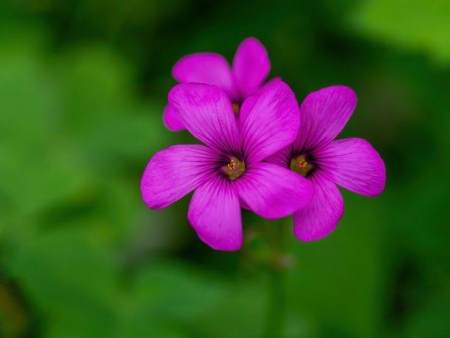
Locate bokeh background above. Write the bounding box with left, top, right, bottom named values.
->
left=1, top=1, right=449, bottom=337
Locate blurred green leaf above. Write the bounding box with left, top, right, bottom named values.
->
left=287, top=194, right=385, bottom=338
left=4, top=230, right=233, bottom=338
left=195, top=280, right=267, bottom=338
left=5, top=229, right=120, bottom=338
left=352, top=0, right=450, bottom=64
left=403, top=296, right=450, bottom=338
left=119, top=262, right=228, bottom=338
left=0, top=42, right=91, bottom=222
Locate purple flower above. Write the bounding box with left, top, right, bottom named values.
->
left=141, top=79, right=313, bottom=251
left=163, top=37, right=271, bottom=131
left=269, top=85, right=386, bottom=241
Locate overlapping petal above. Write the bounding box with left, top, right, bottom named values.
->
left=168, top=83, right=240, bottom=152
left=315, top=138, right=386, bottom=196
left=240, top=79, right=300, bottom=163
left=237, top=163, right=313, bottom=219
left=162, top=104, right=184, bottom=131
left=188, top=177, right=242, bottom=251
left=172, top=52, right=236, bottom=97
left=141, top=145, right=217, bottom=209
left=232, top=37, right=270, bottom=98
left=294, top=85, right=357, bottom=151
left=293, top=174, right=344, bottom=241
left=266, top=145, right=291, bottom=168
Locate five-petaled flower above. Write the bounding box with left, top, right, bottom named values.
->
left=269, top=85, right=386, bottom=241
left=163, top=37, right=271, bottom=131
left=141, top=79, right=313, bottom=251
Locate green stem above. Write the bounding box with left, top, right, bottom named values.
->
left=263, top=222, right=286, bottom=338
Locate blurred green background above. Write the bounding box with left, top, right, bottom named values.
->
left=0, top=1, right=449, bottom=337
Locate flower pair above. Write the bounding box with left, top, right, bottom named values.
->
left=141, top=38, right=386, bottom=251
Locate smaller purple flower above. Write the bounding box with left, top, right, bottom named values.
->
left=141, top=79, right=313, bottom=251
left=163, top=37, right=271, bottom=131
left=269, top=85, right=386, bottom=241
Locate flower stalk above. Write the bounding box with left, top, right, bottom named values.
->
left=263, top=220, right=289, bottom=338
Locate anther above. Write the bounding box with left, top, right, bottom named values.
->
left=221, top=157, right=245, bottom=180
left=290, top=154, right=315, bottom=177
left=232, top=102, right=240, bottom=114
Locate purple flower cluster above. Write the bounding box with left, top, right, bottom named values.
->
left=141, top=37, right=386, bottom=251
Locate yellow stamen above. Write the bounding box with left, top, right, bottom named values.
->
left=290, top=154, right=315, bottom=177
left=222, top=157, right=245, bottom=180
left=232, top=102, right=240, bottom=114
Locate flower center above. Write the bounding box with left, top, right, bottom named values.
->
left=221, top=157, right=245, bottom=180
left=290, top=154, right=315, bottom=177
left=232, top=102, right=240, bottom=114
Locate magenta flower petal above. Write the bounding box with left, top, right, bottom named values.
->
left=239, top=92, right=258, bottom=115
left=240, top=78, right=300, bottom=163
left=237, top=163, right=313, bottom=219
left=266, top=145, right=291, bottom=167
left=232, top=37, right=270, bottom=98
left=162, top=104, right=184, bottom=132
left=294, top=85, right=357, bottom=150
left=316, top=138, right=386, bottom=197
left=169, top=83, right=240, bottom=152
left=293, top=174, right=344, bottom=242
left=188, top=177, right=242, bottom=251
left=141, top=145, right=216, bottom=209
left=172, top=52, right=236, bottom=98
